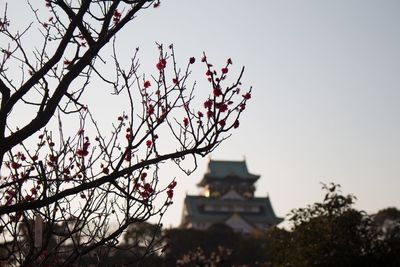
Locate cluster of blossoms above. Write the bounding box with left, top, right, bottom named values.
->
left=129, top=172, right=152, bottom=199
left=195, top=56, right=251, bottom=129
left=63, top=58, right=71, bottom=65
left=145, top=46, right=252, bottom=153
left=101, top=163, right=110, bottom=175
left=167, top=180, right=177, bottom=199
left=3, top=150, right=43, bottom=209
left=113, top=9, right=122, bottom=24
left=144, top=80, right=151, bottom=89
left=156, top=58, right=167, bottom=70
left=76, top=137, right=90, bottom=157
left=140, top=182, right=153, bottom=199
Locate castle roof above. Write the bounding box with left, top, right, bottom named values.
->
left=181, top=195, right=282, bottom=227
left=197, top=160, right=260, bottom=187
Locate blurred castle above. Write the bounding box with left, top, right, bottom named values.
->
left=180, top=160, right=282, bottom=233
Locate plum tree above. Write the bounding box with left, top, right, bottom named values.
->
left=0, top=1, right=251, bottom=265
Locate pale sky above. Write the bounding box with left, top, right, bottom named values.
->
left=4, top=0, right=400, bottom=227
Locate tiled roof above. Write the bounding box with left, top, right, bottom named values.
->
left=206, top=160, right=259, bottom=179
left=198, top=160, right=260, bottom=186
left=181, top=195, right=282, bottom=226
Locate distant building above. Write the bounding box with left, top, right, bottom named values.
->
left=180, top=160, right=282, bottom=234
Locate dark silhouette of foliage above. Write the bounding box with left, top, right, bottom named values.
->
left=266, top=184, right=399, bottom=267
left=163, top=224, right=269, bottom=266
left=100, top=189, right=400, bottom=266
left=372, top=207, right=400, bottom=267
left=176, top=246, right=233, bottom=267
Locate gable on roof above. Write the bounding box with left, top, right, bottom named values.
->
left=221, top=190, right=245, bottom=200
left=225, top=214, right=254, bottom=234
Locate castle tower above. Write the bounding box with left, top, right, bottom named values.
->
left=180, top=160, right=282, bottom=233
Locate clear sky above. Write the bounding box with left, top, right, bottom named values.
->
left=4, top=0, right=400, bottom=227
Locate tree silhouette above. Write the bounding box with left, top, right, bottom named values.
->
left=267, top=184, right=386, bottom=267
left=0, top=1, right=251, bottom=266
